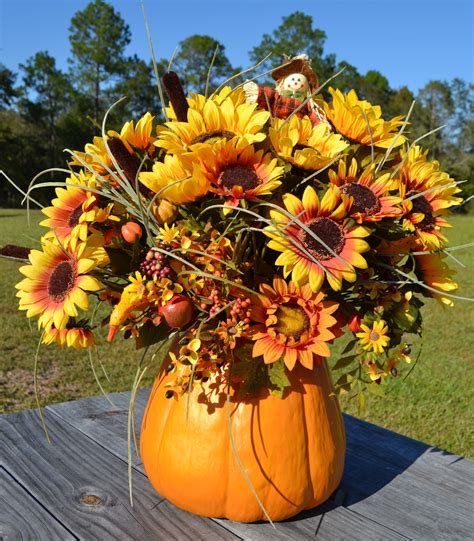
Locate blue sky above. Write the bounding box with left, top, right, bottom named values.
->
left=1, top=0, right=473, bottom=92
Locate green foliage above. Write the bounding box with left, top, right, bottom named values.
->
left=68, top=0, right=131, bottom=123
left=267, top=359, right=291, bottom=398
left=109, top=55, right=162, bottom=120
left=169, top=35, right=237, bottom=95
left=0, top=63, right=19, bottom=109
left=249, top=11, right=335, bottom=83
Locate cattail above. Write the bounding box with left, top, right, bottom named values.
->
left=163, top=71, right=189, bottom=122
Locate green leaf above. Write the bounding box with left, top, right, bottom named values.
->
left=332, top=355, right=357, bottom=370
left=367, top=382, right=386, bottom=397
left=342, top=339, right=357, bottom=355
left=268, top=360, right=291, bottom=399
left=135, top=321, right=170, bottom=350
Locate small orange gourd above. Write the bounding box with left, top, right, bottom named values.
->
left=140, top=357, right=345, bottom=522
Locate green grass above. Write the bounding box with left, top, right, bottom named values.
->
left=0, top=209, right=473, bottom=457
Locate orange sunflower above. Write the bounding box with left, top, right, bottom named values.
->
left=329, top=159, right=402, bottom=223
left=398, top=146, right=462, bottom=248
left=264, top=186, right=371, bottom=292
left=249, top=277, right=340, bottom=370
left=40, top=172, right=114, bottom=247
left=193, top=138, right=284, bottom=209
left=414, top=252, right=458, bottom=306
left=16, top=240, right=101, bottom=329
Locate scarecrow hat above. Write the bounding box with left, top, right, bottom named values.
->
left=271, top=54, right=319, bottom=91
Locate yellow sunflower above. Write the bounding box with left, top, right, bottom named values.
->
left=43, top=323, right=95, bottom=348
left=193, top=137, right=284, bottom=208
left=165, top=86, right=246, bottom=121
left=249, top=277, right=339, bottom=370
left=356, top=319, right=390, bottom=354
left=324, top=87, right=406, bottom=148
left=139, top=153, right=209, bottom=204
left=155, top=88, right=269, bottom=155
left=398, top=146, right=462, bottom=248
left=108, top=112, right=156, bottom=154
left=70, top=136, right=113, bottom=175
left=264, top=185, right=371, bottom=292
left=40, top=172, right=114, bottom=247
left=329, top=159, right=402, bottom=222
left=269, top=115, right=348, bottom=171
left=415, top=252, right=458, bottom=306
left=16, top=240, right=101, bottom=329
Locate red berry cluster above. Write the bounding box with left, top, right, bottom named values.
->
left=140, top=248, right=172, bottom=279
left=228, top=297, right=251, bottom=326
left=200, top=288, right=224, bottom=317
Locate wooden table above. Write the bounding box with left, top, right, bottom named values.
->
left=1, top=389, right=473, bottom=540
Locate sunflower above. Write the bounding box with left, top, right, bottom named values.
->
left=139, top=153, right=209, bottom=204
left=356, top=319, right=390, bottom=354
left=329, top=159, right=402, bottom=222
left=193, top=137, right=284, bottom=208
left=249, top=277, right=339, bottom=370
left=398, top=146, right=462, bottom=248
left=70, top=136, right=113, bottom=175
left=40, top=172, right=114, bottom=247
left=155, top=88, right=269, bottom=155
left=43, top=322, right=95, bottom=348
left=269, top=116, right=348, bottom=171
left=324, top=87, right=406, bottom=148
left=165, top=87, right=247, bottom=121
left=264, top=185, right=371, bottom=292
left=16, top=240, right=101, bottom=329
left=108, top=112, right=155, bottom=154
left=414, top=252, right=458, bottom=306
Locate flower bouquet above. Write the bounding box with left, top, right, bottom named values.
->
left=15, top=55, right=464, bottom=522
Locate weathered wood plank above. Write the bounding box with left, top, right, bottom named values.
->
left=0, top=409, right=238, bottom=540
left=48, top=391, right=408, bottom=540
left=341, top=415, right=474, bottom=539
left=0, top=466, right=77, bottom=540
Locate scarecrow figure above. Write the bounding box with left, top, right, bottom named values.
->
left=244, top=54, right=328, bottom=127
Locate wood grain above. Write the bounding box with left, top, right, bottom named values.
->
left=341, top=415, right=474, bottom=539
left=0, top=408, right=238, bottom=540
left=0, top=466, right=77, bottom=540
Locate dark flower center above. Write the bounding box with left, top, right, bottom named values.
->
left=219, top=165, right=260, bottom=191
left=303, top=218, right=345, bottom=260
left=294, top=143, right=312, bottom=152
left=340, top=183, right=381, bottom=215
left=189, top=129, right=236, bottom=146
left=407, top=191, right=435, bottom=231
left=273, top=304, right=309, bottom=340
left=48, top=261, right=76, bottom=302
left=68, top=204, right=84, bottom=228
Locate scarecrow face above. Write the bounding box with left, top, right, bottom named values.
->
left=283, top=73, right=309, bottom=92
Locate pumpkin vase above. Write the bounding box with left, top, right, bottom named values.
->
left=140, top=355, right=346, bottom=523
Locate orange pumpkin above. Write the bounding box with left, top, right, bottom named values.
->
left=140, top=357, right=345, bottom=522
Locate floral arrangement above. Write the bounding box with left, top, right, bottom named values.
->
left=15, top=56, right=464, bottom=408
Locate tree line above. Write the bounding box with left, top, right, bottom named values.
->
left=1, top=1, right=472, bottom=207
